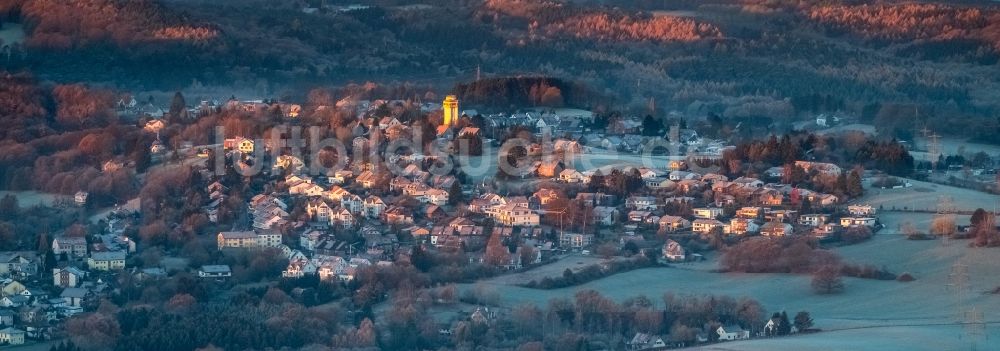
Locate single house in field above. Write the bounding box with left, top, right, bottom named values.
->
left=627, top=332, right=667, bottom=350
left=74, top=191, right=89, bottom=206
left=198, top=265, right=232, bottom=279
left=716, top=325, right=749, bottom=341
left=662, top=240, right=686, bottom=262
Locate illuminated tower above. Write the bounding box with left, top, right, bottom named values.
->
left=442, top=95, right=459, bottom=126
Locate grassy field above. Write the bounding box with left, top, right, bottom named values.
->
left=457, top=180, right=1000, bottom=349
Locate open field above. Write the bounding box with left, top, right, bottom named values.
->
left=482, top=254, right=615, bottom=286
left=0, top=23, right=25, bottom=45
left=0, top=190, right=65, bottom=208
left=855, top=178, right=998, bottom=212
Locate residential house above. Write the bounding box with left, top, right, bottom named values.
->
left=341, top=194, right=363, bottom=214
left=693, top=207, right=723, bottom=220
left=794, top=161, right=842, bottom=176
left=560, top=233, right=594, bottom=249
left=363, top=196, right=386, bottom=218
left=306, top=199, right=333, bottom=223
left=533, top=188, right=562, bottom=206
left=726, top=218, right=760, bottom=235
left=0, top=309, right=13, bottom=326
left=0, top=254, right=37, bottom=278
left=808, top=193, right=839, bottom=206
left=764, top=209, right=798, bottom=223
left=1, top=281, right=25, bottom=296
left=662, top=240, right=686, bottom=262
left=87, top=251, right=127, bottom=271
left=331, top=208, right=355, bottom=229
left=716, top=325, right=749, bottom=341
left=847, top=205, right=877, bottom=217
left=592, top=206, right=619, bottom=226
left=0, top=327, right=25, bottom=345
left=198, top=265, right=232, bottom=279
left=422, top=189, right=450, bottom=206
left=53, top=236, right=88, bottom=258
left=646, top=177, right=674, bottom=189
left=840, top=217, right=877, bottom=228
left=559, top=169, right=586, bottom=183
left=53, top=267, right=86, bottom=288
left=733, top=177, right=764, bottom=189
left=494, top=203, right=539, bottom=227
left=799, top=214, right=828, bottom=227
left=74, top=191, right=88, bottom=206
left=668, top=160, right=688, bottom=171
left=659, top=216, right=691, bottom=232
left=60, top=288, right=92, bottom=308
left=757, top=189, right=784, bottom=206
left=627, top=332, right=667, bottom=351
left=736, top=207, right=763, bottom=219
left=760, top=222, right=794, bottom=237
left=692, top=219, right=725, bottom=234
left=383, top=206, right=414, bottom=225
left=217, top=231, right=257, bottom=250
left=669, top=171, right=699, bottom=181
left=628, top=211, right=654, bottom=223
left=536, top=162, right=562, bottom=178
left=626, top=196, right=658, bottom=211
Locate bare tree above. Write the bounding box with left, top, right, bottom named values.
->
left=811, top=265, right=845, bottom=294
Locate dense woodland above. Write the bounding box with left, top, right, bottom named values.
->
left=0, top=0, right=998, bottom=142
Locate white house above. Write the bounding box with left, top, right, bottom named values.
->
left=840, top=217, right=877, bottom=228
left=198, top=265, right=232, bottom=279
left=716, top=325, right=749, bottom=341
left=625, top=196, right=658, bottom=211
left=799, top=214, right=828, bottom=227
left=693, top=207, right=723, bottom=220
left=0, top=327, right=25, bottom=345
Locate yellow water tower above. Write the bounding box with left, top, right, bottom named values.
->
left=442, top=95, right=459, bottom=126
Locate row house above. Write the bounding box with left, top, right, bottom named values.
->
left=217, top=230, right=282, bottom=250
